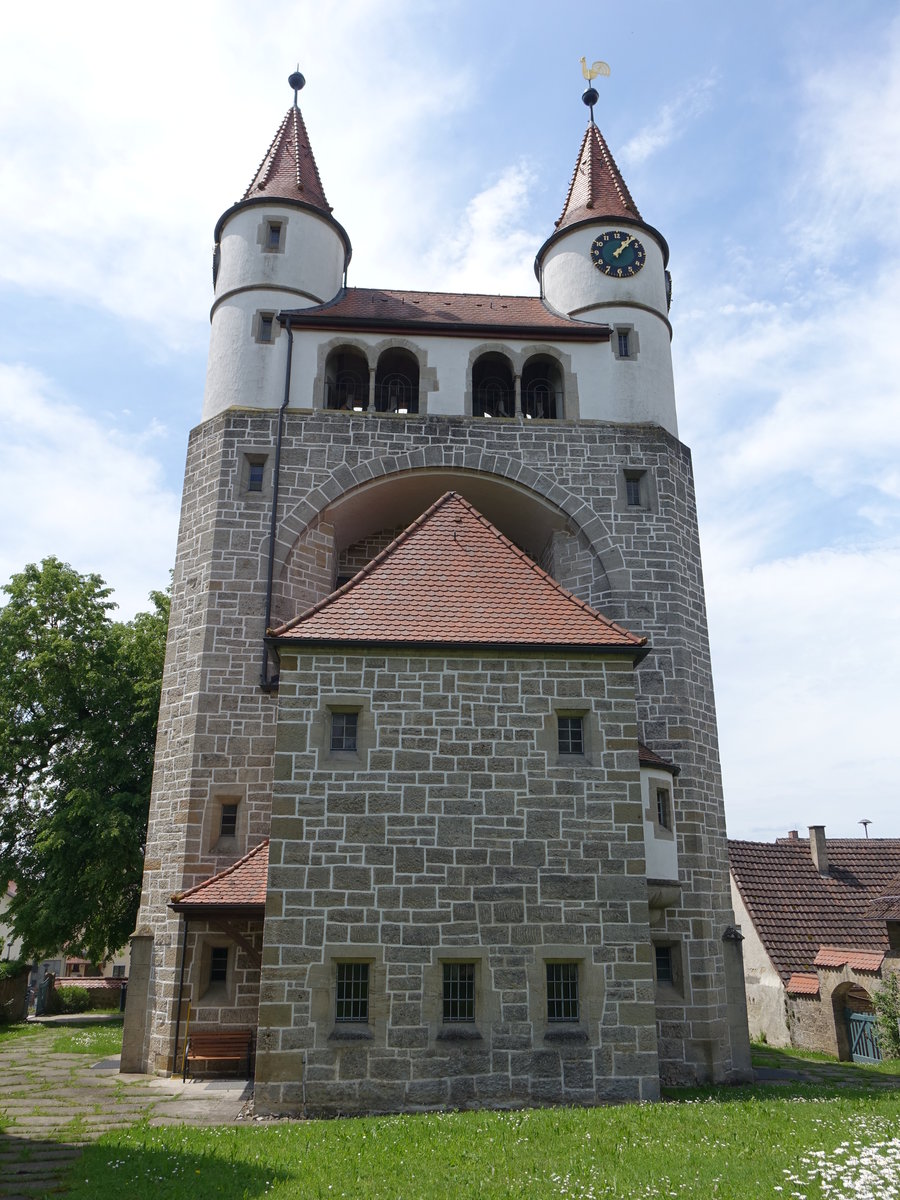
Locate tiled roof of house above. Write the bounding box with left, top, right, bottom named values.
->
left=814, top=946, right=885, bottom=972
left=637, top=741, right=679, bottom=775
left=242, top=105, right=332, bottom=212
left=169, top=840, right=269, bottom=912
left=729, top=837, right=900, bottom=982
left=274, top=492, right=647, bottom=653
left=281, top=288, right=608, bottom=337
left=786, top=973, right=820, bottom=997
left=555, top=121, right=642, bottom=232
left=866, top=872, right=900, bottom=920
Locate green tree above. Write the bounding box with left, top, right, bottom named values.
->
left=873, top=970, right=900, bottom=1061
left=0, top=557, right=169, bottom=963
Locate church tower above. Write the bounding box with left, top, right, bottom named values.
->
left=122, top=72, right=751, bottom=1111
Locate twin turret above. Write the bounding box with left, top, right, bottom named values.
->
left=202, top=74, right=676, bottom=434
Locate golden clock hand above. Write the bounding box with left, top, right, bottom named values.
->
left=612, top=235, right=634, bottom=259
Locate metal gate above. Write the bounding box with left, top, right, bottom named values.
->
left=846, top=1009, right=881, bottom=1063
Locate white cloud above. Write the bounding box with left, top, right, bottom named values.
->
left=0, top=363, right=180, bottom=619
left=620, top=75, right=718, bottom=167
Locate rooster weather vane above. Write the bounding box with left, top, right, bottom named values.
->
left=580, top=57, right=610, bottom=122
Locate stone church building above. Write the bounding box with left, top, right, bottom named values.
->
left=121, top=71, right=751, bottom=1112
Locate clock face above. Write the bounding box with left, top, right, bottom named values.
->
left=590, top=230, right=646, bottom=278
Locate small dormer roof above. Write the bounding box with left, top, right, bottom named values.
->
left=242, top=104, right=332, bottom=213
left=555, top=121, right=642, bottom=232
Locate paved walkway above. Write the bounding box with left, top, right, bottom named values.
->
left=0, top=1021, right=250, bottom=1200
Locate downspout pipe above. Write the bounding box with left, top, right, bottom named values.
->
left=172, top=915, right=189, bottom=1075
left=260, top=317, right=294, bottom=691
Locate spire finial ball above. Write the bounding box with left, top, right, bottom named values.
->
left=582, top=87, right=599, bottom=109
left=288, top=71, right=306, bottom=92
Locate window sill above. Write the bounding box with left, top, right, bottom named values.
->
left=328, top=1025, right=373, bottom=1042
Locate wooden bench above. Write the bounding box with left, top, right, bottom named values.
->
left=183, top=1029, right=254, bottom=1081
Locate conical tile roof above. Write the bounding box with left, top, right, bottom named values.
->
left=555, top=121, right=641, bottom=231
left=274, top=492, right=647, bottom=653
left=242, top=105, right=332, bottom=213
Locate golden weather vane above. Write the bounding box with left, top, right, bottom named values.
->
left=580, top=57, right=610, bottom=82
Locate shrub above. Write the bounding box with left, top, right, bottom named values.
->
left=55, top=985, right=91, bottom=1014
left=873, top=970, right=900, bottom=1060
left=0, top=958, right=27, bottom=981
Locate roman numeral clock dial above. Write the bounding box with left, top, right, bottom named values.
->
left=590, top=230, right=646, bottom=278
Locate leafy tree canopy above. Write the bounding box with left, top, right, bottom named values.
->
left=0, top=557, right=169, bottom=963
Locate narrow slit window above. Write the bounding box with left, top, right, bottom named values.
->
left=210, top=947, right=228, bottom=984
left=266, top=221, right=283, bottom=250
left=617, top=329, right=630, bottom=357
left=655, top=945, right=674, bottom=986
left=547, top=962, right=579, bottom=1023
left=625, top=471, right=645, bottom=507
left=443, top=962, right=475, bottom=1023
left=656, top=787, right=671, bottom=830
left=247, top=461, right=265, bottom=492
left=259, top=314, right=274, bottom=343
left=336, top=962, right=369, bottom=1022
left=220, top=803, right=238, bottom=838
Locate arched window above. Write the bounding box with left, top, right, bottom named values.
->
left=374, top=348, right=419, bottom=413
left=522, top=356, right=563, bottom=420
left=472, top=352, right=514, bottom=418
left=324, top=348, right=369, bottom=411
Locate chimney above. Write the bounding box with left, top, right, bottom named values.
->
left=788, top=830, right=798, bottom=840
left=809, top=825, right=829, bottom=874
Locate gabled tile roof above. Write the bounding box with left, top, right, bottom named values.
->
left=281, top=288, right=608, bottom=338
left=555, top=121, right=642, bottom=232
left=242, top=105, right=331, bottom=213
left=867, top=872, right=900, bottom=920
left=637, top=741, right=679, bottom=775
left=786, top=973, right=820, bottom=997
left=729, top=837, right=900, bottom=982
left=814, top=946, right=885, bottom=973
left=169, top=840, right=269, bottom=913
left=274, top=492, right=647, bottom=654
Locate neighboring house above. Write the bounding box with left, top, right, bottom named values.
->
left=729, top=827, right=900, bottom=1061
left=122, top=70, right=753, bottom=1112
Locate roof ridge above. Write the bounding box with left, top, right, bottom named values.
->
left=171, top=837, right=270, bottom=903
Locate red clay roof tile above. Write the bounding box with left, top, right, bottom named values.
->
left=866, top=872, right=900, bottom=920
left=281, top=288, right=608, bottom=336
left=814, top=946, right=885, bottom=972
left=274, top=492, right=647, bottom=652
left=555, top=122, right=642, bottom=232
left=243, top=106, right=331, bottom=212
left=786, top=973, right=820, bottom=996
left=170, top=840, right=269, bottom=912
left=637, top=741, right=679, bottom=775
left=729, top=837, right=900, bottom=982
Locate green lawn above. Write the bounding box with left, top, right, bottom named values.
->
left=50, top=1020, right=123, bottom=1057
left=752, top=1041, right=900, bottom=1077
left=63, top=1085, right=900, bottom=1200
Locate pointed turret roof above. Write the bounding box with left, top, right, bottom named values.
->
left=242, top=104, right=332, bottom=213
left=555, top=120, right=642, bottom=232
left=273, top=492, right=647, bottom=654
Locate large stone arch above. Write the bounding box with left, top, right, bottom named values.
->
left=270, top=449, right=628, bottom=623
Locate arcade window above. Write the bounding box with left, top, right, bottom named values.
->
left=330, top=711, right=359, bottom=752
left=443, top=962, right=475, bottom=1023
left=335, top=962, right=369, bottom=1023
left=546, top=962, right=579, bottom=1023
left=557, top=715, right=584, bottom=756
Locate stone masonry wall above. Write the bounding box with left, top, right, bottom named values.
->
left=256, top=649, right=658, bottom=1114
left=130, top=406, right=742, bottom=1082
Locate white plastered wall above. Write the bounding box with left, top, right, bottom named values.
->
left=730, top=875, right=790, bottom=1045
left=641, top=767, right=678, bottom=881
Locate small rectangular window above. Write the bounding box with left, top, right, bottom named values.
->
left=331, top=711, right=359, bottom=752
left=210, top=947, right=228, bottom=984
left=557, top=715, right=584, bottom=756
left=625, top=475, right=642, bottom=506
left=247, top=462, right=264, bottom=492
left=259, top=314, right=274, bottom=343
left=112, top=964, right=126, bottom=978
left=617, top=330, right=630, bottom=357
left=547, top=962, right=579, bottom=1023
left=336, top=962, right=369, bottom=1022
left=220, top=803, right=239, bottom=837
left=443, top=962, right=475, bottom=1023
left=655, top=945, right=674, bottom=986
left=266, top=221, right=283, bottom=250
left=656, top=787, right=671, bottom=830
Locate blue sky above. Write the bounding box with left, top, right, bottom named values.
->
left=2, top=1, right=898, bottom=841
